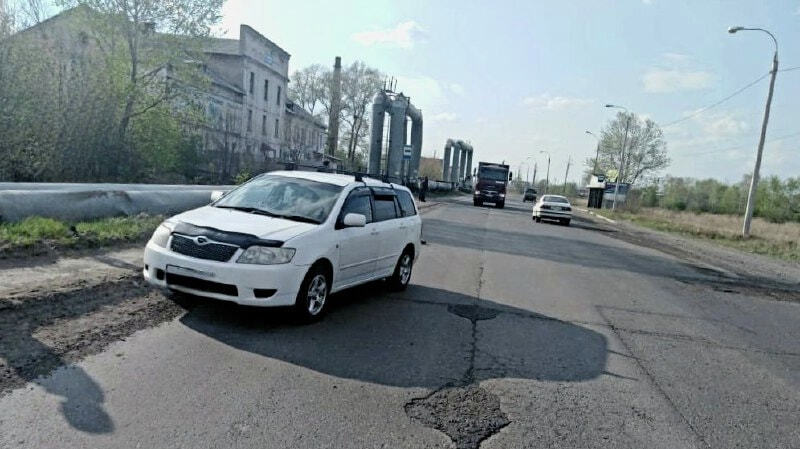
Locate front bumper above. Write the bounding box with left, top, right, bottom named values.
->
left=475, top=192, right=505, bottom=202
left=143, top=240, right=307, bottom=307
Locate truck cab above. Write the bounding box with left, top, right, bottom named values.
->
left=473, top=162, right=511, bottom=208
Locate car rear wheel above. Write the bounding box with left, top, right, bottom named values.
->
left=294, top=266, right=330, bottom=322
left=562, top=219, right=571, bottom=226
left=388, top=250, right=413, bottom=291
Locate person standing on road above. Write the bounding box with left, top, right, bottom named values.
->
left=419, top=177, right=428, bottom=202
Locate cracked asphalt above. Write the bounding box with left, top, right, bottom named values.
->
left=2, top=197, right=800, bottom=448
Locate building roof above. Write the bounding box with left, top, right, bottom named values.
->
left=285, top=101, right=326, bottom=129
left=202, top=37, right=240, bottom=55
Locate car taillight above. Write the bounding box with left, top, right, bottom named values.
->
left=565, top=207, right=572, bottom=212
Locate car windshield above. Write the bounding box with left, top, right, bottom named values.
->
left=543, top=196, right=568, bottom=204
left=214, top=175, right=343, bottom=224
left=479, top=168, right=508, bottom=181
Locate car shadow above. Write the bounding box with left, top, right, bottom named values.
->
left=177, top=283, right=608, bottom=388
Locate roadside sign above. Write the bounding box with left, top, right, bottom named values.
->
left=403, top=145, right=412, bottom=160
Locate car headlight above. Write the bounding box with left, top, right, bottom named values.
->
left=236, top=246, right=296, bottom=265
left=150, top=222, right=174, bottom=248
left=499, top=193, right=505, bottom=197
left=474, top=191, right=480, bottom=195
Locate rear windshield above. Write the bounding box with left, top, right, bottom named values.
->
left=543, top=196, right=568, bottom=203
left=525, top=189, right=536, bottom=194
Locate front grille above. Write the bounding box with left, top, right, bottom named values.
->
left=166, top=273, right=238, bottom=296
left=170, top=234, right=238, bottom=262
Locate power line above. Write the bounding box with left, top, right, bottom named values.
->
left=778, top=65, right=800, bottom=73
left=661, top=72, right=770, bottom=129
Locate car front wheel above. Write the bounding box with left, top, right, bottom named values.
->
left=294, top=266, right=330, bottom=322
left=388, top=250, right=413, bottom=291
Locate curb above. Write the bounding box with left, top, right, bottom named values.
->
left=577, top=207, right=616, bottom=224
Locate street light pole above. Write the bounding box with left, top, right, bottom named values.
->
left=729, top=26, right=779, bottom=238
left=563, top=155, right=572, bottom=195
left=585, top=130, right=600, bottom=174
left=605, top=104, right=630, bottom=211
left=539, top=150, right=551, bottom=194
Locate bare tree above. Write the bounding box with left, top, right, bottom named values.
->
left=586, top=112, right=670, bottom=185
left=340, top=61, right=382, bottom=162
left=289, top=63, right=325, bottom=116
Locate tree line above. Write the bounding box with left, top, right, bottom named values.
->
left=0, top=0, right=224, bottom=183
left=636, top=175, right=800, bottom=224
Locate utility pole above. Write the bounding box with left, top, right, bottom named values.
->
left=563, top=156, right=571, bottom=195
left=540, top=151, right=551, bottom=194
left=729, top=26, right=779, bottom=238
left=532, top=163, right=537, bottom=189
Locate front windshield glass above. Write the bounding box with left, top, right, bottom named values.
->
left=215, top=175, right=343, bottom=224
left=543, top=196, right=568, bottom=204
left=479, top=168, right=508, bottom=181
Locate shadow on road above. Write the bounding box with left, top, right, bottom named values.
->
left=178, top=283, right=608, bottom=388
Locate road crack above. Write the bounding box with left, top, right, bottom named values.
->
left=405, top=208, right=510, bottom=449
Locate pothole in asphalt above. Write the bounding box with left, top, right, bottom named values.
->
left=447, top=304, right=500, bottom=321
left=405, top=385, right=510, bottom=449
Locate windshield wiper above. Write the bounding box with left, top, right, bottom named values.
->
left=215, top=205, right=320, bottom=224
left=215, top=205, right=261, bottom=213
left=272, top=214, right=321, bottom=224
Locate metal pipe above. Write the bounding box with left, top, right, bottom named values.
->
left=407, top=101, right=423, bottom=179
left=368, top=91, right=390, bottom=176
left=442, top=140, right=454, bottom=180
left=386, top=95, right=408, bottom=182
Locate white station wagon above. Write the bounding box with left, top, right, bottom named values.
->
left=143, top=171, right=422, bottom=321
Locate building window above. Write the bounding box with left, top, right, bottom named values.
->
left=262, top=115, right=267, bottom=135
left=276, top=86, right=281, bottom=106
left=263, top=79, right=269, bottom=101
left=247, top=109, right=252, bottom=132
left=274, top=118, right=279, bottom=138
left=249, top=72, right=254, bottom=94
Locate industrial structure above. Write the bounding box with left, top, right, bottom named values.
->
left=441, top=139, right=474, bottom=184
left=368, top=90, right=423, bottom=183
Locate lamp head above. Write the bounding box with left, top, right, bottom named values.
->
left=728, top=26, right=743, bottom=34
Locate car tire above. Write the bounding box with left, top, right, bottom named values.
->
left=388, top=250, right=413, bottom=292
left=563, top=219, right=571, bottom=226
left=294, top=265, right=330, bottom=322
left=535, top=216, right=542, bottom=223
left=496, top=201, right=505, bottom=209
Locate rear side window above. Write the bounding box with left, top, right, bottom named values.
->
left=397, top=191, right=417, bottom=217
left=372, top=195, right=399, bottom=221
left=340, top=190, right=372, bottom=223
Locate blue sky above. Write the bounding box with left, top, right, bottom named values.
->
left=224, top=0, right=800, bottom=183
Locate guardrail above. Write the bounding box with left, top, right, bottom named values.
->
left=0, top=183, right=235, bottom=223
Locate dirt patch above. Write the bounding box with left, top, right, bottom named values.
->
left=405, top=385, right=510, bottom=449
left=0, top=275, right=186, bottom=395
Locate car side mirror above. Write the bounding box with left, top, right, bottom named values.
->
left=342, top=213, right=366, bottom=227
left=509, top=172, right=513, bottom=181
left=210, top=190, right=226, bottom=202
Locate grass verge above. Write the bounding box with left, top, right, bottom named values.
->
left=0, top=214, right=163, bottom=258
left=601, top=208, right=800, bottom=263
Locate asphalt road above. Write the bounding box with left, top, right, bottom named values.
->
left=2, top=197, right=799, bottom=448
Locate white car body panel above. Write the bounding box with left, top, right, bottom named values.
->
left=143, top=171, right=421, bottom=307
left=532, top=195, right=573, bottom=221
